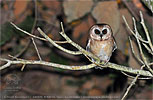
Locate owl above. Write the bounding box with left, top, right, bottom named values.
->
left=86, top=24, right=117, bottom=65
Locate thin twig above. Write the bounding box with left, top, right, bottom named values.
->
left=11, top=21, right=82, bottom=55
left=121, top=75, right=139, bottom=100
left=31, top=0, right=42, bottom=61
left=121, top=12, right=153, bottom=100
left=10, top=22, right=47, bottom=41
left=142, top=43, right=153, bottom=55
left=37, top=28, right=82, bottom=55
left=129, top=37, right=144, bottom=64
left=121, top=64, right=146, bottom=100
left=10, top=22, right=69, bottom=44
left=121, top=71, right=151, bottom=79
left=21, top=64, right=26, bottom=71
left=54, top=41, right=68, bottom=44
left=140, top=11, right=153, bottom=52
left=122, top=16, right=149, bottom=44
left=133, top=17, right=153, bottom=74
left=8, top=54, right=23, bottom=61
left=31, top=38, right=42, bottom=60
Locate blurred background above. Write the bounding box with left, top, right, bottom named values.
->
left=0, top=0, right=153, bottom=99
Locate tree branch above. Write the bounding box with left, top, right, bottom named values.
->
left=0, top=58, right=152, bottom=77
left=121, top=11, right=153, bottom=100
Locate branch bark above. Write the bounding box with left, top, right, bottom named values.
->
left=0, top=58, right=152, bottom=77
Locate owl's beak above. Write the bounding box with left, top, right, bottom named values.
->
left=100, top=34, right=103, bottom=39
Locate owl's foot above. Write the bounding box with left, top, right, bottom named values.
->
left=95, top=66, right=103, bottom=70
left=93, top=61, right=104, bottom=69
left=95, top=60, right=108, bottom=69
left=99, top=60, right=108, bottom=65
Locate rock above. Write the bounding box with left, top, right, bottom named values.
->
left=134, top=88, right=152, bottom=100
left=82, top=81, right=94, bottom=89
left=116, top=9, right=133, bottom=53
left=92, top=1, right=120, bottom=34
left=72, top=15, right=95, bottom=47
left=14, top=0, right=29, bottom=24
left=88, top=88, right=103, bottom=96
left=40, top=1, right=62, bottom=41
left=93, top=76, right=113, bottom=91
left=42, top=0, right=62, bottom=15
left=22, top=71, right=62, bottom=95
left=63, top=0, right=94, bottom=23
left=61, top=76, right=78, bottom=96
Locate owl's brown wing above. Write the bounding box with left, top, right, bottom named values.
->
left=86, top=39, right=91, bottom=52
left=86, top=39, right=97, bottom=62
left=112, top=37, right=117, bottom=52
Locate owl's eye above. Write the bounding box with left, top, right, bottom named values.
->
left=102, top=29, right=107, bottom=34
left=94, top=29, right=100, bottom=35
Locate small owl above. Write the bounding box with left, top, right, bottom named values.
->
left=86, top=24, right=117, bottom=64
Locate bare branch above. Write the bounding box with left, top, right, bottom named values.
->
left=37, top=28, right=82, bottom=55
left=121, top=64, right=146, bottom=100
left=0, top=58, right=95, bottom=70
left=122, top=16, right=149, bottom=44
left=31, top=38, right=42, bottom=61
left=133, top=17, right=153, bottom=74
left=142, top=43, right=153, bottom=55
left=54, top=41, right=68, bottom=44
left=10, top=22, right=47, bottom=41
left=0, top=58, right=152, bottom=77
left=21, top=64, right=26, bottom=71
left=30, top=0, right=42, bottom=61
left=140, top=11, right=153, bottom=52
left=122, top=12, right=153, bottom=100
left=129, top=37, right=144, bottom=64
left=121, top=71, right=151, bottom=79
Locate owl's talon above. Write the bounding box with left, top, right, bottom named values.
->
left=95, top=66, right=103, bottom=70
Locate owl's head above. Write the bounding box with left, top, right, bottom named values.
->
left=89, top=24, right=113, bottom=41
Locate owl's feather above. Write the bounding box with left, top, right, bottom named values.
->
left=86, top=24, right=117, bottom=68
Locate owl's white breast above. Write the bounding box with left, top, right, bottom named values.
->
left=99, top=43, right=109, bottom=61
